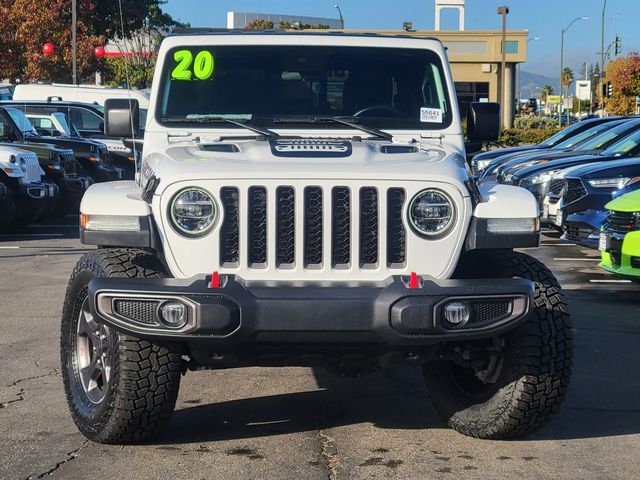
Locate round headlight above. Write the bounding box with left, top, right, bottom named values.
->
left=408, top=189, right=455, bottom=237
left=170, top=188, right=218, bottom=236
left=19, top=157, right=27, bottom=172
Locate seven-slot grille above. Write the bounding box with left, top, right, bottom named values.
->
left=21, top=154, right=41, bottom=184
left=218, top=185, right=407, bottom=270
left=607, top=210, right=639, bottom=232
left=61, top=151, right=77, bottom=175
left=563, top=179, right=588, bottom=204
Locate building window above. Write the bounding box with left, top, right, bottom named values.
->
left=504, top=40, right=519, bottom=54
left=443, top=41, right=487, bottom=55
left=455, top=82, right=490, bottom=117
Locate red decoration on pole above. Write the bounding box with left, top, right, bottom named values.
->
left=42, top=42, right=55, bottom=56
left=94, top=46, right=105, bottom=58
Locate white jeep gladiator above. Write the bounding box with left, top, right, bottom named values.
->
left=61, top=31, right=572, bottom=443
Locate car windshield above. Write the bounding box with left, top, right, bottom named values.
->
left=157, top=45, right=452, bottom=130
left=538, top=120, right=592, bottom=147
left=6, top=107, right=38, bottom=135
left=554, top=121, right=622, bottom=149
left=51, top=112, right=73, bottom=135
left=601, top=129, right=640, bottom=157
left=574, top=120, right=637, bottom=151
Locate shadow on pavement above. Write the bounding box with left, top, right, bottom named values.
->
left=156, top=287, right=640, bottom=445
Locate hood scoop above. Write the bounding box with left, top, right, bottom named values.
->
left=198, top=143, right=240, bottom=153
left=270, top=138, right=352, bottom=158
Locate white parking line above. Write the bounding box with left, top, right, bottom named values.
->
left=589, top=279, right=632, bottom=284
left=0, top=246, right=20, bottom=249
left=541, top=243, right=576, bottom=247
left=553, top=258, right=600, bottom=261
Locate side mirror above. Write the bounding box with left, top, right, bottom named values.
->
left=104, top=98, right=140, bottom=138
left=98, top=121, right=104, bottom=132
left=467, top=102, right=500, bottom=142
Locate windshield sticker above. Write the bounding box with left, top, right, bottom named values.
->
left=171, top=50, right=215, bottom=81
left=420, top=107, right=443, bottom=123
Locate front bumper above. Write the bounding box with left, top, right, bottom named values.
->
left=89, top=275, right=534, bottom=356
left=563, top=209, right=608, bottom=248
left=600, top=230, right=640, bottom=278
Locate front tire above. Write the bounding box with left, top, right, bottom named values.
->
left=424, top=251, right=573, bottom=439
left=61, top=249, right=183, bottom=444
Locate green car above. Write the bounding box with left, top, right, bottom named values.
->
left=600, top=189, right=640, bottom=280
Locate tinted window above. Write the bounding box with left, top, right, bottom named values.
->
left=157, top=45, right=453, bottom=130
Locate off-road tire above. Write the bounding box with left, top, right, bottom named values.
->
left=424, top=250, right=573, bottom=439
left=61, top=248, right=183, bottom=444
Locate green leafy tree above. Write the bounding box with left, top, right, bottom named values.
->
left=540, top=84, right=554, bottom=103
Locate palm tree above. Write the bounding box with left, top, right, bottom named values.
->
left=561, top=67, right=574, bottom=98
left=540, top=84, right=554, bottom=103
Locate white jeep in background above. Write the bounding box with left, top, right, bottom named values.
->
left=60, top=32, right=572, bottom=444
left=0, top=144, right=54, bottom=228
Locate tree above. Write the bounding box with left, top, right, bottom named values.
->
left=540, top=84, right=554, bottom=103
left=0, top=0, right=184, bottom=83
left=605, top=54, right=640, bottom=115
left=245, top=19, right=274, bottom=30
left=561, top=67, right=574, bottom=98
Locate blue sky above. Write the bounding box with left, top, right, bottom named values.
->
left=164, top=0, right=638, bottom=78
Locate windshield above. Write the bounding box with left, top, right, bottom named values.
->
left=51, top=112, right=72, bottom=135
left=538, top=121, right=590, bottom=147
left=554, top=121, right=622, bottom=149
left=576, top=120, right=640, bottom=151
left=601, top=129, right=640, bottom=157
left=6, top=107, right=38, bottom=135
left=157, top=45, right=452, bottom=130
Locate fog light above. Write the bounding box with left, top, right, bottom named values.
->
left=159, top=301, right=187, bottom=328
left=443, top=301, right=470, bottom=326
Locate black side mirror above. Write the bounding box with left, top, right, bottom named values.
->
left=104, top=98, right=140, bottom=138
left=467, top=102, right=500, bottom=142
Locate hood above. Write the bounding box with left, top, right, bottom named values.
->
left=605, top=189, right=640, bottom=212
left=498, top=148, right=600, bottom=178
left=512, top=154, right=607, bottom=182
left=565, top=157, right=640, bottom=180
left=473, top=145, right=545, bottom=162
left=26, top=135, right=98, bottom=153
left=142, top=138, right=469, bottom=194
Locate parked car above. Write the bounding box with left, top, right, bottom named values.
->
left=25, top=111, right=136, bottom=178
left=0, top=145, right=57, bottom=227
left=0, top=106, right=124, bottom=182
left=11, top=83, right=149, bottom=125
left=555, top=159, right=640, bottom=247
left=506, top=127, right=640, bottom=212
left=599, top=189, right=640, bottom=281
left=481, top=118, right=630, bottom=182
left=495, top=118, right=640, bottom=185
left=471, top=116, right=621, bottom=173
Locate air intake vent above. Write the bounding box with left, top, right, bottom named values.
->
left=248, top=186, right=268, bottom=267
left=387, top=188, right=406, bottom=267
left=359, top=187, right=379, bottom=267
left=271, top=138, right=352, bottom=157
left=332, top=187, right=351, bottom=267
left=304, top=187, right=323, bottom=267
left=276, top=186, right=295, bottom=267
left=219, top=187, right=240, bottom=267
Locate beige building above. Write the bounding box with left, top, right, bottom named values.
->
left=335, top=29, right=529, bottom=128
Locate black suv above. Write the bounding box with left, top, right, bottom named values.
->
left=0, top=100, right=141, bottom=177
left=0, top=106, right=123, bottom=182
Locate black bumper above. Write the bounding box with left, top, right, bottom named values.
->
left=89, top=276, right=534, bottom=351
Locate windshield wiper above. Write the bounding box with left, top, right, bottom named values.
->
left=272, top=116, right=393, bottom=141
left=161, top=115, right=279, bottom=138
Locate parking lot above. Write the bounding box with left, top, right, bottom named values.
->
left=0, top=219, right=637, bottom=480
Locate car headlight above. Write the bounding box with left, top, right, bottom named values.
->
left=170, top=187, right=218, bottom=237
left=524, top=169, right=561, bottom=186
left=474, top=158, right=492, bottom=172
left=18, top=157, right=27, bottom=172
left=408, top=189, right=455, bottom=238
left=587, top=177, right=631, bottom=189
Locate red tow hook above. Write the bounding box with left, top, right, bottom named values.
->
left=209, top=271, right=221, bottom=289
left=408, top=272, right=420, bottom=289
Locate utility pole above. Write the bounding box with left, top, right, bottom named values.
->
left=600, top=0, right=607, bottom=114
left=559, top=16, right=589, bottom=127
left=497, top=6, right=509, bottom=129
left=72, top=0, right=77, bottom=85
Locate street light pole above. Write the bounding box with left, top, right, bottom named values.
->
left=518, top=36, right=540, bottom=109
left=497, top=6, right=509, bottom=129
left=600, top=0, right=607, bottom=114
left=72, top=0, right=77, bottom=85
left=559, top=16, right=589, bottom=127
left=334, top=4, right=344, bottom=29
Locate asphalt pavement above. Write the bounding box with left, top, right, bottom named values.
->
left=0, top=220, right=639, bottom=480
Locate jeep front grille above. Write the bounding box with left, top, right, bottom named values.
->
left=218, top=185, right=407, bottom=271
left=23, top=157, right=41, bottom=184
left=61, top=152, right=77, bottom=175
